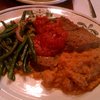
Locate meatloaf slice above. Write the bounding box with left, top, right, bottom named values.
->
left=61, top=17, right=79, bottom=31
left=65, top=27, right=100, bottom=52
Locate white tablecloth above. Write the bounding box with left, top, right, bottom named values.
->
left=73, top=0, right=100, bottom=23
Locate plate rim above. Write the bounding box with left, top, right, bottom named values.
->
left=0, top=5, right=99, bottom=26
left=16, top=0, right=67, bottom=5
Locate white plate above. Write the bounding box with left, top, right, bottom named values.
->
left=0, top=5, right=100, bottom=100
left=16, top=0, right=67, bottom=5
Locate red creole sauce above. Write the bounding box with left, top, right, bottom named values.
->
left=33, top=16, right=68, bottom=56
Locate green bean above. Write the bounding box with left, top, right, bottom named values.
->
left=0, top=30, right=16, bottom=39
left=21, top=44, right=28, bottom=61
left=23, top=50, right=28, bottom=72
left=0, top=21, right=17, bottom=30
left=0, top=47, right=4, bottom=56
left=20, top=11, right=27, bottom=21
left=23, top=50, right=32, bottom=73
left=0, top=44, right=8, bottom=52
left=27, top=10, right=34, bottom=16
left=0, top=21, right=8, bottom=29
left=0, top=40, right=18, bottom=61
left=20, top=10, right=34, bottom=21
left=27, top=34, right=37, bottom=62
left=0, top=62, right=4, bottom=77
left=19, top=23, right=25, bottom=36
left=4, top=60, right=10, bottom=71
left=2, top=61, right=9, bottom=76
left=8, top=58, right=13, bottom=64
left=8, top=69, right=15, bottom=81
left=1, top=40, right=11, bottom=51
left=0, top=24, right=17, bottom=36
left=8, top=37, right=27, bottom=81
left=5, top=38, right=13, bottom=46
left=2, top=67, right=7, bottom=76
left=19, top=10, right=34, bottom=36
left=24, top=21, right=36, bottom=35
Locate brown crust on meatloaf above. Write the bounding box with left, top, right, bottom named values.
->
left=65, top=27, right=100, bottom=52
left=61, top=17, right=79, bottom=31
left=60, top=17, right=100, bottom=52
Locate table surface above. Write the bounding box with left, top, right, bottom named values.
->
left=0, top=0, right=73, bottom=10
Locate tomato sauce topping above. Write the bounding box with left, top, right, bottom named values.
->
left=33, top=16, right=68, bottom=56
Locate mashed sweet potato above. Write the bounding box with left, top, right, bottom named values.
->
left=31, top=48, right=100, bottom=95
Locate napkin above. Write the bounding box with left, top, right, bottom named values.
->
left=73, top=0, right=100, bottom=22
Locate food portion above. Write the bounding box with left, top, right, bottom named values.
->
left=65, top=27, right=100, bottom=52
left=33, top=0, right=53, bottom=1
left=0, top=10, right=100, bottom=95
left=41, top=48, right=100, bottom=95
